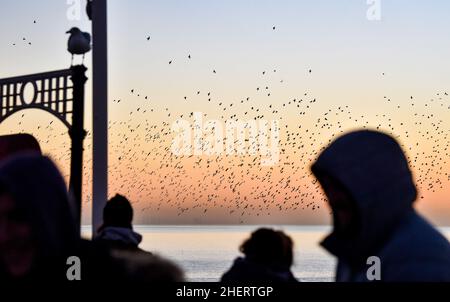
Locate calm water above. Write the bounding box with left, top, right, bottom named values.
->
left=82, top=225, right=450, bottom=282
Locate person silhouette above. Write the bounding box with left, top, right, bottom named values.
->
left=94, top=194, right=143, bottom=251
left=311, top=130, right=450, bottom=282
left=0, top=134, right=41, bottom=163
left=93, top=194, right=185, bottom=282
left=0, top=154, right=78, bottom=281
left=0, top=154, right=183, bottom=282
left=110, top=249, right=185, bottom=282
left=221, top=228, right=297, bottom=282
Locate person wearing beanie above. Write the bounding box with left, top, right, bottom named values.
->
left=94, top=194, right=143, bottom=251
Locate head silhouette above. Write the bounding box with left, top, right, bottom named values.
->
left=311, top=130, right=417, bottom=261
left=101, top=194, right=134, bottom=230
left=0, top=154, right=77, bottom=280
left=0, top=134, right=41, bottom=162
left=240, top=228, right=293, bottom=271
left=111, top=249, right=185, bottom=282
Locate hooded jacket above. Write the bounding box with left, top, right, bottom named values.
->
left=311, top=130, right=450, bottom=282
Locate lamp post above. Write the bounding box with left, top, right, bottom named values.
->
left=69, top=65, right=88, bottom=233
left=91, top=0, right=108, bottom=235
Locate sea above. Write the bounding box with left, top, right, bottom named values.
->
left=81, top=225, right=450, bottom=282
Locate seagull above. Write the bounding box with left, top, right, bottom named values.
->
left=66, top=27, right=91, bottom=65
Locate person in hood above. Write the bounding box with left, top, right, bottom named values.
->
left=94, top=194, right=143, bottom=251
left=221, top=228, right=298, bottom=282
left=0, top=154, right=78, bottom=281
left=311, top=130, right=450, bottom=282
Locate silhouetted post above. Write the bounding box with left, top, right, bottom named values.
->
left=69, top=65, right=87, bottom=231
left=91, top=0, right=108, bottom=235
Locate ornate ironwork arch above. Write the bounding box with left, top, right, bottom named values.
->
left=0, top=69, right=74, bottom=128
left=0, top=66, right=87, bottom=228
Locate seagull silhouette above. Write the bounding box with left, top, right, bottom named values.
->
left=66, top=27, right=91, bottom=65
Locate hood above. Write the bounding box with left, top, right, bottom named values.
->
left=0, top=154, right=78, bottom=268
left=96, top=226, right=142, bottom=247
left=311, top=130, right=417, bottom=264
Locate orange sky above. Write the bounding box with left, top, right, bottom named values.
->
left=0, top=1, right=449, bottom=225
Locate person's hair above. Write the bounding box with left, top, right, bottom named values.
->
left=111, top=249, right=185, bottom=282
left=239, top=228, right=294, bottom=270
left=102, top=194, right=134, bottom=230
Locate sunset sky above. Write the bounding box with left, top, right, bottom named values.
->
left=0, top=0, right=449, bottom=225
